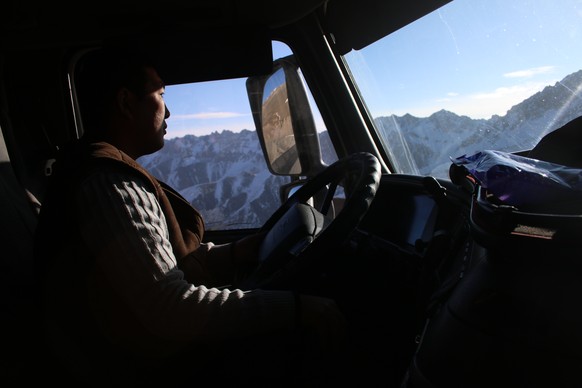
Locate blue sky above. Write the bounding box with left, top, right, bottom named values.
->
left=164, top=0, right=582, bottom=138
left=164, top=42, right=292, bottom=138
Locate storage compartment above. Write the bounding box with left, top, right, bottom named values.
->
left=404, top=181, right=582, bottom=388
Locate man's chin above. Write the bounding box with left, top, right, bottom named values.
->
left=151, top=136, right=165, bottom=154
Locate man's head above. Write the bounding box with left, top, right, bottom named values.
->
left=76, top=48, right=170, bottom=158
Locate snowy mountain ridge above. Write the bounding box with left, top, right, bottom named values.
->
left=140, top=69, right=582, bottom=229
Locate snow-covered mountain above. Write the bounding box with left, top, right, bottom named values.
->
left=140, top=69, right=582, bottom=229
left=139, top=129, right=336, bottom=229
left=376, top=69, right=582, bottom=178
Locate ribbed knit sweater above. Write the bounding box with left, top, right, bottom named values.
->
left=34, top=140, right=296, bottom=361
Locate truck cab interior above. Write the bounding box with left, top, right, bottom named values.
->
left=2, top=0, right=582, bottom=387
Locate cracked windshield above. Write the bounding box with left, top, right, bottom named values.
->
left=344, top=0, right=582, bottom=179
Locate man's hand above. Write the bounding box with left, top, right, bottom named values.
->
left=231, top=232, right=267, bottom=267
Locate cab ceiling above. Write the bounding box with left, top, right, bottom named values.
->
left=1, top=0, right=451, bottom=52
left=0, top=0, right=326, bottom=49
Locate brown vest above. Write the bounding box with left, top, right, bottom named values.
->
left=35, top=140, right=207, bottom=361
left=86, top=142, right=205, bottom=272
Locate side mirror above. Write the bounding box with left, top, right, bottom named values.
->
left=246, top=55, right=325, bottom=176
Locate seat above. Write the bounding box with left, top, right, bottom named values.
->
left=528, top=115, right=582, bottom=168
left=0, top=122, right=42, bottom=383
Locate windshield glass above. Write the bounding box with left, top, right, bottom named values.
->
left=344, top=0, right=582, bottom=179
left=136, top=41, right=335, bottom=230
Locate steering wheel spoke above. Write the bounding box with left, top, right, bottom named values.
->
left=238, top=152, right=381, bottom=290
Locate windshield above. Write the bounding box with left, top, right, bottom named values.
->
left=343, top=0, right=582, bottom=179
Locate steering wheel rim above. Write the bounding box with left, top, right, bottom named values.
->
left=240, top=152, right=382, bottom=289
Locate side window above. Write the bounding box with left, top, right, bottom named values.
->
left=138, top=41, right=335, bottom=230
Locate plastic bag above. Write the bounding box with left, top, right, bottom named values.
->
left=451, top=150, right=582, bottom=213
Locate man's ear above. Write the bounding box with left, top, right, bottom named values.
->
left=115, top=88, right=134, bottom=119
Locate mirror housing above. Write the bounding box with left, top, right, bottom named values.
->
left=246, top=55, right=326, bottom=177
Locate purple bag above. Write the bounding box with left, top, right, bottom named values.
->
left=451, top=150, right=582, bottom=213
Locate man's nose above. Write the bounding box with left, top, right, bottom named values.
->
left=165, top=105, right=171, bottom=119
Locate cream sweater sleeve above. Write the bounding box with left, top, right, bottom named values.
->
left=75, top=170, right=296, bottom=343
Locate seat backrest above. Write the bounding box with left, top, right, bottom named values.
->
left=528, top=115, right=582, bottom=168
left=0, top=122, right=41, bottom=380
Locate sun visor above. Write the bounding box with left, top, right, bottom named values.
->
left=103, top=25, right=273, bottom=85
left=323, top=0, right=452, bottom=55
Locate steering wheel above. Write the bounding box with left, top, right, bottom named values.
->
left=238, top=152, right=382, bottom=290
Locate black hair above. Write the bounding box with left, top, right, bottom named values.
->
left=75, top=47, right=159, bottom=136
